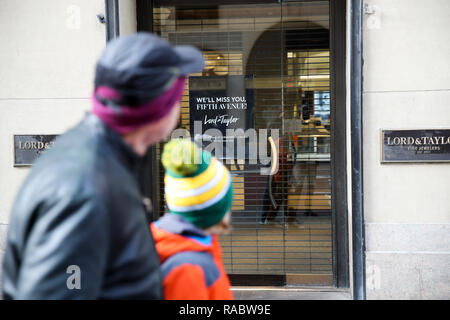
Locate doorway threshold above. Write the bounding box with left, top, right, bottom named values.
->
left=231, top=286, right=352, bottom=300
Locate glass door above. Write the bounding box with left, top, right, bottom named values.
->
left=152, top=0, right=334, bottom=286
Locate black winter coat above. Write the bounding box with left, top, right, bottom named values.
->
left=2, top=113, right=162, bottom=299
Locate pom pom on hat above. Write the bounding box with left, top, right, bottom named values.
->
left=161, top=139, right=203, bottom=177
left=161, top=139, right=233, bottom=229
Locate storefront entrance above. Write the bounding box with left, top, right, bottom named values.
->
left=138, top=0, right=348, bottom=287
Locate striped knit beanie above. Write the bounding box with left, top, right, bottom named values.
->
left=161, top=139, right=233, bottom=229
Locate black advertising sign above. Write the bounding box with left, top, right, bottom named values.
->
left=14, top=135, right=58, bottom=166
left=381, top=129, right=450, bottom=163
left=189, top=75, right=254, bottom=159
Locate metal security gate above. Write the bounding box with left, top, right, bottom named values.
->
left=147, top=0, right=348, bottom=286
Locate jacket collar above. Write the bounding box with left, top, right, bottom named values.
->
left=82, top=112, right=144, bottom=170
left=154, top=213, right=210, bottom=239
left=152, top=214, right=216, bottom=262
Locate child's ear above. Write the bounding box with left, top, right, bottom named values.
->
left=204, top=214, right=232, bottom=235
left=218, top=219, right=231, bottom=234
left=218, top=211, right=232, bottom=234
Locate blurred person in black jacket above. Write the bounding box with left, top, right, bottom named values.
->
left=1, top=33, right=204, bottom=299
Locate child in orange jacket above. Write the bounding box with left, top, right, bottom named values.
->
left=151, top=139, right=233, bottom=300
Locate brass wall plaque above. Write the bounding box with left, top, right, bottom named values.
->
left=381, top=129, right=450, bottom=163
left=14, top=135, right=58, bottom=166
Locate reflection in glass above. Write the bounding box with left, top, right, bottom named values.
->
left=153, top=1, right=332, bottom=280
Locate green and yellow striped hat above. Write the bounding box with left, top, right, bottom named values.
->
left=161, top=138, right=233, bottom=229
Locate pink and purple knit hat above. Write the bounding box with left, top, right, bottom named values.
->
left=92, top=32, right=205, bottom=134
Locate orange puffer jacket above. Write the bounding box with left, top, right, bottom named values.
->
left=150, top=214, right=233, bottom=300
